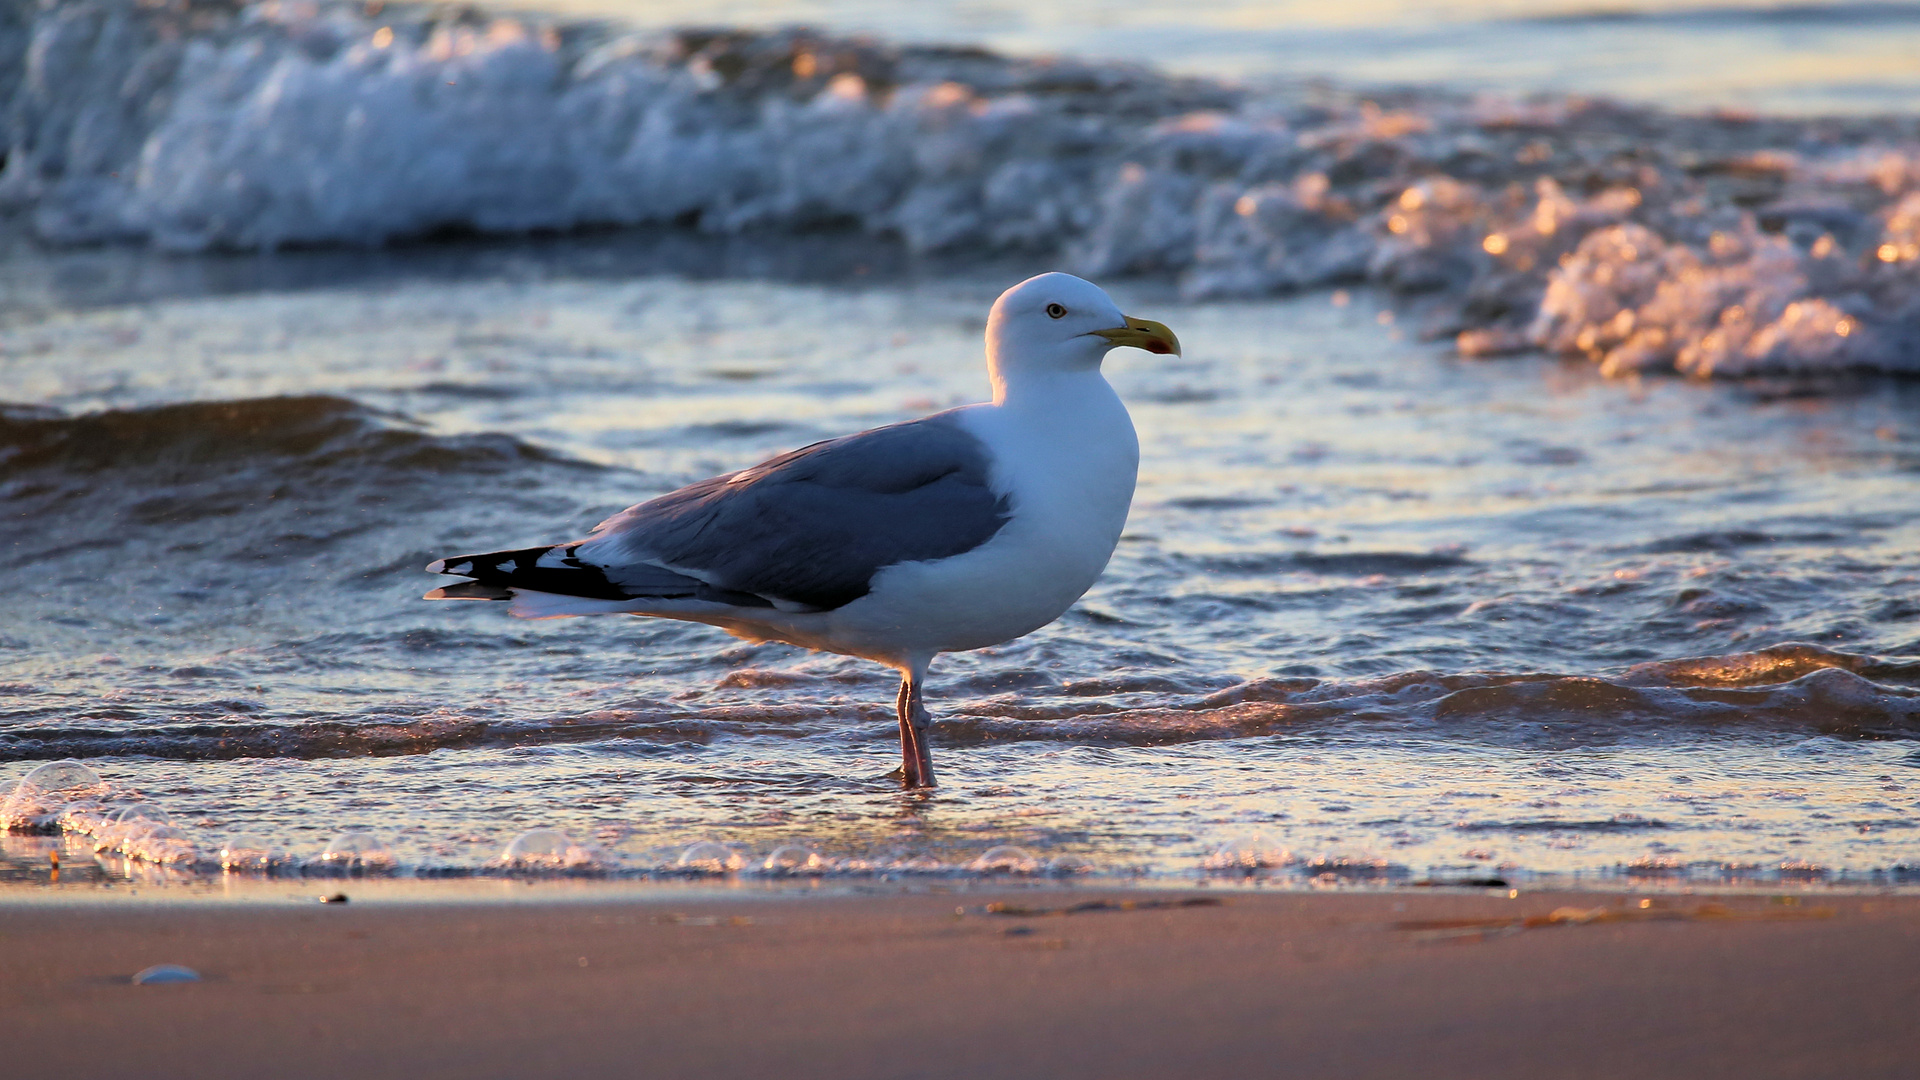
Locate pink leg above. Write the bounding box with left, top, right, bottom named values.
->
left=895, top=672, right=937, bottom=789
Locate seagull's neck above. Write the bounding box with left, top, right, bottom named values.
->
left=989, top=364, right=1113, bottom=411
left=986, top=337, right=1110, bottom=406
left=982, top=366, right=1136, bottom=466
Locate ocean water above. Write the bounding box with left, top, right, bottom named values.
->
left=3, top=0, right=1919, bottom=889
left=494, top=0, right=1920, bottom=117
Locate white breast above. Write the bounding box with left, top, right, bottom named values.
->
left=820, top=371, right=1139, bottom=664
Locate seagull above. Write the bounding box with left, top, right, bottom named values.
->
left=423, top=272, right=1178, bottom=788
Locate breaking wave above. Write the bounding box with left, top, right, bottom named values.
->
left=4, top=0, right=1920, bottom=377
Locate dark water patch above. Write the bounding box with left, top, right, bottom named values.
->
left=682, top=420, right=805, bottom=439
left=410, top=382, right=525, bottom=401
left=1368, top=601, right=1472, bottom=624
left=1191, top=550, right=1472, bottom=576
left=1162, top=496, right=1272, bottom=511
left=1507, top=442, right=1587, bottom=467
left=1454, top=816, right=1669, bottom=833
left=1669, top=588, right=1770, bottom=619
left=1514, top=2, right=1920, bottom=29
left=1640, top=528, right=1848, bottom=554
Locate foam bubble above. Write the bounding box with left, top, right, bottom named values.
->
left=1201, top=833, right=1290, bottom=872
left=499, top=828, right=608, bottom=872
left=968, top=845, right=1038, bottom=874
left=115, top=803, right=171, bottom=823
left=219, top=835, right=279, bottom=873
left=676, top=840, right=744, bottom=874
left=315, top=829, right=395, bottom=874
left=760, top=844, right=824, bottom=875
left=1, top=761, right=108, bottom=831
left=59, top=802, right=116, bottom=838
left=118, top=823, right=199, bottom=865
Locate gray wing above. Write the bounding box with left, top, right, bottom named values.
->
left=581, top=411, right=1011, bottom=610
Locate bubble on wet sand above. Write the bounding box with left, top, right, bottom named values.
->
left=98, top=802, right=174, bottom=845
left=118, top=823, right=199, bottom=865
left=676, top=841, right=745, bottom=874
left=219, top=835, right=280, bottom=873
left=1043, top=855, right=1096, bottom=877
left=1, top=761, right=108, bottom=831
left=131, top=964, right=201, bottom=985
left=118, top=818, right=198, bottom=860
left=60, top=802, right=116, bottom=838
left=1201, top=834, right=1291, bottom=873
left=968, top=845, right=1039, bottom=874
left=1776, top=860, right=1829, bottom=881
left=1303, top=853, right=1408, bottom=882
left=760, top=844, right=825, bottom=875
left=498, top=828, right=609, bottom=872
left=314, top=830, right=396, bottom=874
left=113, top=803, right=173, bottom=826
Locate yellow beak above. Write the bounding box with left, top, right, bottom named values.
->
left=1092, top=316, right=1181, bottom=356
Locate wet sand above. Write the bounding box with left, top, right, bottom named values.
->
left=4, top=887, right=1917, bottom=1078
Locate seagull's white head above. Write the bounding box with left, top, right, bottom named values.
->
left=984, top=272, right=1180, bottom=400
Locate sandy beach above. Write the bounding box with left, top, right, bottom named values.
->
left=4, top=887, right=1916, bottom=1079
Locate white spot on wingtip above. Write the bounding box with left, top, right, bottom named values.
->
left=426, top=559, right=447, bottom=573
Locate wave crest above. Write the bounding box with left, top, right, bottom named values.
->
left=4, top=1, right=1920, bottom=377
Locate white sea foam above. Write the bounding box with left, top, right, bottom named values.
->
left=6, top=1, right=1918, bottom=380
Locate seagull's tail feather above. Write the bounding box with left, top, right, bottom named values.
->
left=424, top=580, right=514, bottom=601
left=502, top=589, right=655, bottom=620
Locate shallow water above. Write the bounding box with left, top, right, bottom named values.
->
left=3, top=242, right=1918, bottom=886
left=4, top=0, right=1919, bottom=889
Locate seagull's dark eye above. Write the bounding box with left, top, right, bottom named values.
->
left=1045, top=303, right=1067, bottom=319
